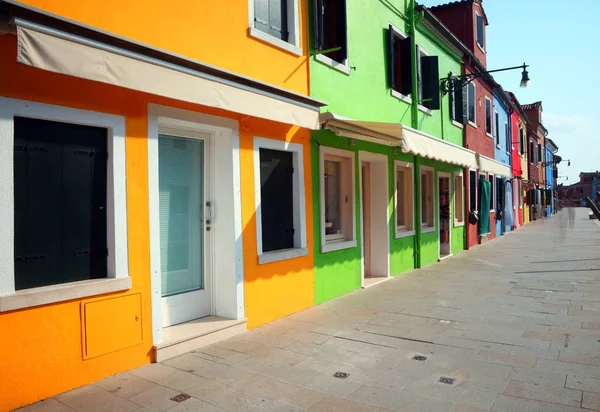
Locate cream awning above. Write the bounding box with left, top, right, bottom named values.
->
left=15, top=20, right=323, bottom=130
left=321, top=113, right=478, bottom=169
left=478, top=155, right=512, bottom=177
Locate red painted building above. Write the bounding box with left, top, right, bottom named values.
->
left=507, top=92, right=528, bottom=227
left=431, top=0, right=498, bottom=249
left=523, top=102, right=546, bottom=220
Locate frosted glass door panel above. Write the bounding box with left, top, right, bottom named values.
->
left=159, top=135, right=204, bottom=297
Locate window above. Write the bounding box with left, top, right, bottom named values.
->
left=476, top=12, right=484, bottom=49
left=416, top=46, right=440, bottom=110
left=519, top=127, right=525, bottom=155
left=449, top=71, right=465, bottom=125
left=313, top=0, right=348, bottom=67
left=420, top=167, right=435, bottom=230
left=320, top=147, right=356, bottom=252
left=494, top=110, right=499, bottom=145
left=0, top=98, right=129, bottom=312
left=496, top=177, right=503, bottom=211
left=467, top=82, right=476, bottom=124
left=13, top=117, right=107, bottom=290
left=388, top=24, right=412, bottom=99
left=529, top=141, right=534, bottom=164
left=505, top=122, right=510, bottom=153
left=454, top=172, right=464, bottom=226
left=251, top=0, right=300, bottom=55
left=485, top=97, right=492, bottom=136
left=254, top=138, right=307, bottom=264
left=488, top=174, right=495, bottom=212
left=469, top=169, right=478, bottom=212
left=537, top=144, right=542, bottom=164
left=395, top=161, right=414, bottom=237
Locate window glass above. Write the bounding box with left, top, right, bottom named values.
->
left=468, top=83, right=476, bottom=122
left=469, top=170, right=477, bottom=211
left=395, top=164, right=414, bottom=232
left=324, top=160, right=342, bottom=237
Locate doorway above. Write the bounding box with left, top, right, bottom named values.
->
left=158, top=132, right=212, bottom=327
left=438, top=173, right=451, bottom=259
left=359, top=153, right=389, bottom=287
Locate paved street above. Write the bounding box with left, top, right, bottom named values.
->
left=18, top=209, right=600, bottom=412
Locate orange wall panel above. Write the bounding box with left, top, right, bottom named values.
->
left=16, top=0, right=310, bottom=94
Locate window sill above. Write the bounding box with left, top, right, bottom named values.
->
left=395, top=229, right=415, bottom=239
left=506, top=151, right=511, bottom=156
left=421, top=226, right=436, bottom=233
left=454, top=221, right=465, bottom=227
left=477, top=42, right=485, bottom=53
left=315, top=54, right=351, bottom=75
left=468, top=121, right=477, bottom=129
left=248, top=28, right=302, bottom=57
left=451, top=120, right=464, bottom=129
left=391, top=90, right=412, bottom=104
left=0, top=277, right=132, bottom=313
left=418, top=105, right=432, bottom=116
left=486, top=132, right=493, bottom=138
left=321, top=239, right=357, bottom=253
left=258, top=247, right=309, bottom=265
left=496, top=144, right=502, bottom=149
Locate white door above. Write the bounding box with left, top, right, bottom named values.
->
left=158, top=133, right=211, bottom=327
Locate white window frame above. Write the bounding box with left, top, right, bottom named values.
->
left=389, top=24, right=412, bottom=104
left=319, top=146, right=357, bottom=253
left=467, top=82, right=477, bottom=128
left=248, top=0, right=302, bottom=56
left=475, top=11, right=485, bottom=52
left=485, top=96, right=493, bottom=138
left=469, top=168, right=478, bottom=213
left=488, top=173, right=495, bottom=212
left=394, top=160, right=415, bottom=238
left=420, top=166, right=435, bottom=233
left=453, top=171, right=465, bottom=227
left=0, top=97, right=130, bottom=312
left=254, top=137, right=307, bottom=264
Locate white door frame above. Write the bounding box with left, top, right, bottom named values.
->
left=148, top=104, right=244, bottom=345
left=358, top=151, right=390, bottom=286
left=438, top=172, right=451, bottom=259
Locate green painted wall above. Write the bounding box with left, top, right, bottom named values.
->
left=310, top=0, right=466, bottom=303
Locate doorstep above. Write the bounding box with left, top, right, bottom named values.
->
left=154, top=316, right=247, bottom=362
left=362, top=276, right=391, bottom=289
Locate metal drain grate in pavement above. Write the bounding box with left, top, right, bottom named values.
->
left=438, top=377, right=455, bottom=385
left=333, top=372, right=350, bottom=379
left=170, top=393, right=191, bottom=403
left=412, top=355, right=428, bottom=361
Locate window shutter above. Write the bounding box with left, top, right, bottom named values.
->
left=449, top=80, right=455, bottom=120
left=399, top=36, right=413, bottom=96
left=461, top=84, right=468, bottom=125
left=313, top=0, right=324, bottom=51
left=335, top=0, right=348, bottom=62
left=269, top=0, right=289, bottom=41
left=415, top=45, right=422, bottom=101
left=421, top=56, right=440, bottom=110
left=388, top=27, right=396, bottom=90
left=253, top=0, right=271, bottom=35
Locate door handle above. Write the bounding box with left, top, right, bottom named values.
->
left=206, top=201, right=212, bottom=225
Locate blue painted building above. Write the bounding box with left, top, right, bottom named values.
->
left=493, top=90, right=513, bottom=235
left=545, top=138, right=559, bottom=215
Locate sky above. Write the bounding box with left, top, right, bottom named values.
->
left=419, top=0, right=599, bottom=185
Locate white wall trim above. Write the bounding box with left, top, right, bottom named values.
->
left=394, top=160, right=415, bottom=238
left=319, top=146, right=356, bottom=254
left=253, top=137, right=307, bottom=262
left=148, top=104, right=243, bottom=345
left=454, top=171, right=465, bottom=227
left=437, top=171, right=452, bottom=259
left=485, top=96, right=493, bottom=138
left=248, top=0, right=301, bottom=55
left=420, top=165, right=435, bottom=231
left=0, top=97, right=129, bottom=305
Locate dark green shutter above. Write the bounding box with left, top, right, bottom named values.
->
left=388, top=27, right=396, bottom=90
left=400, top=36, right=413, bottom=96
left=259, top=149, right=294, bottom=252
left=332, top=0, right=347, bottom=62
left=421, top=56, right=440, bottom=110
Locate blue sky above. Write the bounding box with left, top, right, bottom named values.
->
left=420, top=0, right=598, bottom=184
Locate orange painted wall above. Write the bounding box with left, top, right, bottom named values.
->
left=0, top=29, right=314, bottom=409
left=16, top=0, right=310, bottom=95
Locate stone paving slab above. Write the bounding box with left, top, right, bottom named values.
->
left=15, top=209, right=600, bottom=411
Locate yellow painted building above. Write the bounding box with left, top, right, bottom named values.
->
left=0, top=0, right=322, bottom=409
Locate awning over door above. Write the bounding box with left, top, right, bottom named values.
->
left=478, top=155, right=512, bottom=177
left=14, top=19, right=324, bottom=129
left=321, top=113, right=478, bottom=169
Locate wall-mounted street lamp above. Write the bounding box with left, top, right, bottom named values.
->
left=542, top=159, right=570, bottom=167
left=440, top=63, right=530, bottom=95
